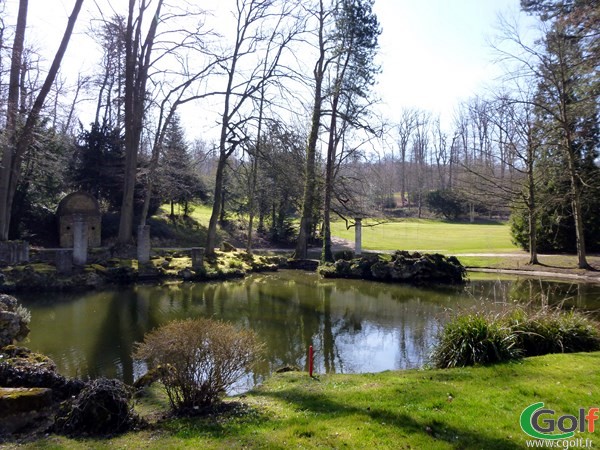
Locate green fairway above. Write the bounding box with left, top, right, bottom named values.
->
left=160, top=205, right=520, bottom=255
left=331, top=218, right=520, bottom=254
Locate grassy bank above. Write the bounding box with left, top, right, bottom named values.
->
left=15, top=352, right=600, bottom=449
left=331, top=219, right=518, bottom=254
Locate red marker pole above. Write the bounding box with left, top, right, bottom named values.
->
left=308, top=345, right=314, bottom=377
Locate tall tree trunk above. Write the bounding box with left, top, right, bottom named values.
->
left=117, top=0, right=140, bottom=244
left=295, top=0, right=325, bottom=259
left=246, top=86, right=265, bottom=254
left=321, top=121, right=336, bottom=263
left=117, top=0, right=163, bottom=244
left=526, top=132, right=538, bottom=265
left=206, top=154, right=227, bottom=255
left=0, top=0, right=83, bottom=240
left=564, top=134, right=589, bottom=269
left=0, top=0, right=28, bottom=241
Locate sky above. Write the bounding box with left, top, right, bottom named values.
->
left=4, top=0, right=532, bottom=141
left=372, top=0, right=525, bottom=124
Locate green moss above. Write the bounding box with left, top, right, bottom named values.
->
left=90, top=264, right=108, bottom=274
left=0, top=387, right=50, bottom=400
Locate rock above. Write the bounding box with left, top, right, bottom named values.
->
left=221, top=242, right=237, bottom=252
left=0, top=295, right=30, bottom=347
left=0, top=387, right=54, bottom=436
left=55, top=378, right=141, bottom=437
left=0, top=346, right=84, bottom=400
left=105, top=266, right=137, bottom=284
left=133, top=365, right=173, bottom=390
left=286, top=259, right=319, bottom=271
left=84, top=272, right=104, bottom=288
left=333, top=250, right=355, bottom=261
left=370, top=260, right=391, bottom=280
left=178, top=268, right=195, bottom=281
left=275, top=365, right=301, bottom=373
left=319, top=251, right=466, bottom=285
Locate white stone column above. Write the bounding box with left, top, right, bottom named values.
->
left=72, top=215, right=88, bottom=266
left=191, top=247, right=205, bottom=269
left=137, top=225, right=151, bottom=264
left=355, top=218, right=362, bottom=256
left=55, top=249, right=73, bottom=275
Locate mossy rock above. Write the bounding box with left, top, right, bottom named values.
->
left=90, top=264, right=108, bottom=274
left=0, top=387, right=54, bottom=435
left=319, top=251, right=466, bottom=285
left=220, top=242, right=237, bottom=252
left=0, top=387, right=53, bottom=416
left=0, top=346, right=84, bottom=399
left=0, top=295, right=30, bottom=347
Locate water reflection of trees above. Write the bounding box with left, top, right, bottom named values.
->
left=20, top=272, right=600, bottom=383
left=466, top=278, right=600, bottom=314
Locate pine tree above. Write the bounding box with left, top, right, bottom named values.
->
left=160, top=115, right=204, bottom=217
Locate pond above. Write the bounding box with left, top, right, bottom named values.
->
left=17, top=270, right=600, bottom=390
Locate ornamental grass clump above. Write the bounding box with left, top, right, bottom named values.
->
left=430, top=313, right=521, bottom=369
left=431, top=303, right=600, bottom=369
left=506, top=307, right=600, bottom=357
left=134, top=318, right=263, bottom=414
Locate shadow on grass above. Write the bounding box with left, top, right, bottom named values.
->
left=429, top=218, right=507, bottom=226
left=256, top=388, right=523, bottom=450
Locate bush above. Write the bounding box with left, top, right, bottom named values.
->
left=506, top=308, right=600, bottom=356
left=425, top=190, right=466, bottom=220
left=430, top=313, right=520, bottom=368
left=431, top=305, right=600, bottom=368
left=134, top=318, right=263, bottom=414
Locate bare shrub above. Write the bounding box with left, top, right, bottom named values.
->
left=134, top=318, right=263, bottom=413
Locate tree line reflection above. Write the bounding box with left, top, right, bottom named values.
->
left=19, top=273, right=600, bottom=385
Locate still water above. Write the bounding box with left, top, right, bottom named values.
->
left=17, top=271, right=600, bottom=387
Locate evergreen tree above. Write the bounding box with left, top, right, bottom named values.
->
left=70, top=122, right=125, bottom=211
left=159, top=115, right=205, bottom=217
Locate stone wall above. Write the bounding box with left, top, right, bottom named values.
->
left=0, top=241, right=29, bottom=266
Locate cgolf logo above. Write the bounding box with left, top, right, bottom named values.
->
left=520, top=402, right=598, bottom=441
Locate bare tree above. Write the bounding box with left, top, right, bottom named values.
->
left=205, top=0, right=301, bottom=255
left=494, top=11, right=598, bottom=268
left=396, top=107, right=418, bottom=208
left=0, top=0, right=84, bottom=241
left=294, top=0, right=329, bottom=259
left=116, top=0, right=164, bottom=244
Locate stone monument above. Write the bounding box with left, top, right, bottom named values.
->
left=57, top=192, right=102, bottom=248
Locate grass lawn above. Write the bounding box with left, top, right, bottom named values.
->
left=331, top=218, right=519, bottom=254
left=159, top=203, right=214, bottom=225
left=18, top=352, right=600, bottom=449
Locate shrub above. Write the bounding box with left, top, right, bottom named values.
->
left=425, top=190, right=466, bottom=220
left=430, top=313, right=520, bottom=368
left=506, top=307, right=600, bottom=356
left=431, top=305, right=600, bottom=369
left=134, top=318, right=263, bottom=414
